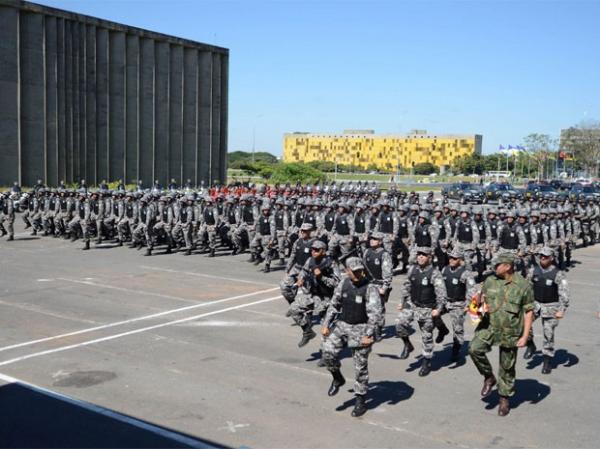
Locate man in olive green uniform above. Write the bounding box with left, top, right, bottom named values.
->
left=468, top=252, right=534, bottom=416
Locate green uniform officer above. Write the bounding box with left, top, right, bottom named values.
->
left=468, top=252, right=534, bottom=416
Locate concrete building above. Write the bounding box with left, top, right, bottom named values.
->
left=283, top=130, right=482, bottom=171
left=0, top=0, right=228, bottom=187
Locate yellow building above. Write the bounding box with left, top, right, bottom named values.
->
left=283, top=130, right=482, bottom=171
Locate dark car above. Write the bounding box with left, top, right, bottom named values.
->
left=569, top=184, right=599, bottom=202
left=483, top=183, right=520, bottom=202
left=525, top=184, right=568, bottom=201
left=442, top=182, right=484, bottom=204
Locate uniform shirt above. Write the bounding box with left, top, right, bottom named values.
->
left=399, top=264, right=447, bottom=311
left=526, top=265, right=570, bottom=313
left=477, top=273, right=534, bottom=347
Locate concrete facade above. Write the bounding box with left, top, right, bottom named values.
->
left=0, top=0, right=229, bottom=187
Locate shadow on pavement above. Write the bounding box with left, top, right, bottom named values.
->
left=481, top=378, right=551, bottom=410
left=0, top=381, right=229, bottom=449
left=526, top=349, right=580, bottom=370
left=335, top=380, right=415, bottom=412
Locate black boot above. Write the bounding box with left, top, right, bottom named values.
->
left=399, top=337, right=414, bottom=359
left=145, top=248, right=152, bottom=256
left=542, top=355, right=552, bottom=374
left=523, top=339, right=536, bottom=359
left=253, top=256, right=263, bottom=265
left=298, top=325, right=316, bottom=348
left=435, top=319, right=450, bottom=344
left=419, top=357, right=432, bottom=377
left=327, top=370, right=346, bottom=396
left=451, top=340, right=461, bottom=362
left=129, top=241, right=137, bottom=249
left=165, top=246, right=172, bottom=254
left=232, top=247, right=238, bottom=256
left=83, top=240, right=90, bottom=251
left=31, top=230, right=38, bottom=236
left=185, top=249, right=192, bottom=256
left=118, top=240, right=123, bottom=247
left=7, top=235, right=14, bottom=241
left=279, top=258, right=285, bottom=266
left=264, top=263, right=270, bottom=273
left=351, top=395, right=367, bottom=417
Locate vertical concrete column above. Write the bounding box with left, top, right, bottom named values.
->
left=219, top=53, right=229, bottom=184
left=71, top=21, right=80, bottom=182
left=96, top=27, right=109, bottom=184
left=109, top=30, right=126, bottom=183
left=197, top=50, right=212, bottom=186
left=154, top=41, right=170, bottom=186
left=139, top=37, right=155, bottom=186
left=125, top=34, right=139, bottom=184
left=181, top=48, right=197, bottom=186
left=85, top=24, right=97, bottom=185
left=20, top=11, right=45, bottom=187
left=45, top=15, right=58, bottom=186
left=56, top=18, right=66, bottom=183
left=78, top=23, right=86, bottom=179
left=64, top=20, right=73, bottom=182
left=0, top=6, right=20, bottom=186
left=209, top=52, right=222, bottom=185
left=168, top=45, right=183, bottom=185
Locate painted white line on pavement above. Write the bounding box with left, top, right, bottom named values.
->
left=0, top=287, right=279, bottom=353
left=0, top=372, right=219, bottom=449
left=140, top=265, right=277, bottom=287
left=57, top=278, right=202, bottom=304
left=0, top=295, right=281, bottom=367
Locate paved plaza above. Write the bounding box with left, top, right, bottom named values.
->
left=0, top=220, right=598, bottom=448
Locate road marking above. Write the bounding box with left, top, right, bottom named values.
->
left=57, top=278, right=202, bottom=304
left=0, top=373, right=220, bottom=449
left=0, top=287, right=279, bottom=353
left=0, top=298, right=99, bottom=325
left=141, top=265, right=278, bottom=287
left=0, top=295, right=281, bottom=367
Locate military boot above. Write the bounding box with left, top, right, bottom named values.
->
left=0, top=228, right=6, bottom=237
left=542, top=355, right=552, bottom=374
left=145, top=247, right=152, bottom=256
left=298, top=324, right=316, bottom=347
left=418, top=357, right=432, bottom=377
left=253, top=256, right=263, bottom=265
left=31, top=229, right=38, bottom=236
left=129, top=241, right=137, bottom=249
left=232, top=246, right=238, bottom=256
left=7, top=236, right=14, bottom=241
left=185, top=248, right=192, bottom=256
left=83, top=240, right=90, bottom=251
left=498, top=396, right=510, bottom=416
left=399, top=337, right=414, bottom=359
left=327, top=370, right=346, bottom=396
left=264, top=263, right=270, bottom=273
left=209, top=248, right=215, bottom=257
left=165, top=246, right=172, bottom=254
left=451, top=340, right=461, bottom=362
left=351, top=395, right=367, bottom=417
left=435, top=319, right=449, bottom=344
left=118, top=240, right=124, bottom=247
left=523, top=339, right=536, bottom=359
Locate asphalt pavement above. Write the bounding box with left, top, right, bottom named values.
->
left=0, top=220, right=599, bottom=448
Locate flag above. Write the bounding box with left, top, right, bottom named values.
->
left=499, top=145, right=505, bottom=151
left=508, top=144, right=513, bottom=150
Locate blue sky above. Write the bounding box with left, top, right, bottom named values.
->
left=36, top=0, right=600, bottom=155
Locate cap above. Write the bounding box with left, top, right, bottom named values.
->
left=300, top=223, right=314, bottom=232
left=538, top=247, right=554, bottom=257
left=370, top=231, right=384, bottom=240
left=345, top=257, right=365, bottom=272
left=492, top=252, right=516, bottom=266
left=448, top=248, right=464, bottom=259
left=415, top=246, right=433, bottom=256
left=310, top=240, right=327, bottom=250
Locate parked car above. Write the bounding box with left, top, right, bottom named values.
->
left=442, top=182, right=484, bottom=203
left=525, top=184, right=568, bottom=201
left=483, top=182, right=520, bottom=202
left=569, top=184, right=600, bottom=202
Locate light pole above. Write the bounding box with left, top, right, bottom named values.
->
left=251, top=114, right=264, bottom=164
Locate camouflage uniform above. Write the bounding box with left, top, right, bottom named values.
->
left=0, top=194, right=16, bottom=239
left=441, top=262, right=477, bottom=346
left=280, top=227, right=314, bottom=304
left=322, top=276, right=383, bottom=396
left=468, top=269, right=534, bottom=397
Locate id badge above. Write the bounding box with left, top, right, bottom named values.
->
left=545, top=279, right=553, bottom=286
left=421, top=278, right=429, bottom=286
left=510, top=232, right=515, bottom=237
left=355, top=295, right=363, bottom=304
left=452, top=278, right=459, bottom=285
left=304, top=248, right=310, bottom=253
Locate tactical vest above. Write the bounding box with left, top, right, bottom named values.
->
left=457, top=221, right=473, bottom=243
left=180, top=207, right=188, bottom=223
left=475, top=219, right=486, bottom=240
left=340, top=277, right=369, bottom=325
left=91, top=201, right=99, bottom=215
left=242, top=206, right=254, bottom=224
left=78, top=202, right=85, bottom=219
left=273, top=212, right=284, bottom=231
left=335, top=215, right=350, bottom=235
left=303, top=212, right=316, bottom=228
left=227, top=208, right=236, bottom=224
left=523, top=226, right=532, bottom=245
left=414, top=224, right=432, bottom=247
left=442, top=265, right=466, bottom=302
left=2, top=200, right=8, bottom=215
left=29, top=200, right=35, bottom=212
left=325, top=212, right=335, bottom=231
left=294, top=238, right=313, bottom=267
left=532, top=223, right=543, bottom=244
left=126, top=204, right=134, bottom=219
left=259, top=216, right=270, bottom=235
left=488, top=219, right=498, bottom=239
left=500, top=225, right=519, bottom=249
left=436, top=219, right=446, bottom=240
left=410, top=266, right=437, bottom=308
left=532, top=265, right=559, bottom=303
left=306, top=257, right=335, bottom=297
left=379, top=211, right=393, bottom=234
left=140, top=206, right=148, bottom=223
left=113, top=202, right=119, bottom=216
left=162, top=207, right=170, bottom=223
left=354, top=214, right=366, bottom=233
left=447, top=216, right=457, bottom=236
left=203, top=208, right=216, bottom=225
left=60, top=199, right=68, bottom=212
left=49, top=199, right=56, bottom=211
left=364, top=248, right=383, bottom=280
left=399, top=217, right=409, bottom=238
left=294, top=211, right=303, bottom=227
left=369, top=214, right=378, bottom=231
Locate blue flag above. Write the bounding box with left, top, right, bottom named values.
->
left=499, top=145, right=505, bottom=151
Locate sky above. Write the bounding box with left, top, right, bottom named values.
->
left=35, top=0, right=600, bottom=156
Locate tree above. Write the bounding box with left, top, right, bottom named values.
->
left=413, top=162, right=438, bottom=175
left=228, top=151, right=278, bottom=169
left=523, top=134, right=557, bottom=179
left=561, top=120, right=600, bottom=177
left=452, top=153, right=486, bottom=175
left=269, top=163, right=326, bottom=184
